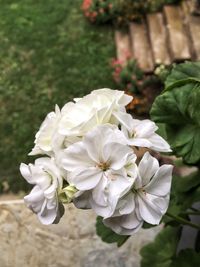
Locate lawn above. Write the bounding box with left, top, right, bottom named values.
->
left=0, top=0, right=115, bottom=192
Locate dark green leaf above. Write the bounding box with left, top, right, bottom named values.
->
left=177, top=171, right=200, bottom=193
left=165, top=61, right=200, bottom=89
left=96, top=216, right=130, bottom=247
left=195, top=231, right=200, bottom=252
left=142, top=222, right=157, bottom=229
left=140, top=226, right=181, bottom=267
left=171, top=249, right=200, bottom=267
left=151, top=62, right=200, bottom=164
left=163, top=173, right=200, bottom=223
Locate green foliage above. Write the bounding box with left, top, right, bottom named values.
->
left=141, top=61, right=200, bottom=267
left=82, top=0, right=118, bottom=24
left=0, top=0, right=115, bottom=192
left=151, top=62, right=200, bottom=165
left=141, top=233, right=200, bottom=267
left=82, top=0, right=182, bottom=25
left=96, top=216, right=130, bottom=247
left=140, top=226, right=181, bottom=267
left=111, top=58, right=144, bottom=94
left=163, top=171, right=200, bottom=225
left=170, top=249, right=200, bottom=267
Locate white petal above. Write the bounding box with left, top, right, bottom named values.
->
left=20, top=163, right=32, bottom=184
left=90, top=196, right=118, bottom=218
left=148, top=134, right=172, bottom=152
left=106, top=170, right=133, bottom=198
left=127, top=138, right=152, bottom=148
left=134, top=119, right=157, bottom=138
left=24, top=186, right=44, bottom=213
left=137, top=192, right=169, bottom=225
left=83, top=125, right=108, bottom=163
left=73, top=191, right=92, bottom=209
left=118, top=193, right=135, bottom=215
left=62, top=142, right=94, bottom=172
left=103, top=212, right=143, bottom=235
left=120, top=211, right=142, bottom=229
left=92, top=175, right=108, bottom=207
left=112, top=111, right=133, bottom=131
left=38, top=203, right=58, bottom=225
left=144, top=165, right=173, bottom=197
left=103, top=143, right=132, bottom=170
left=138, top=152, right=159, bottom=187
left=70, top=167, right=102, bottom=191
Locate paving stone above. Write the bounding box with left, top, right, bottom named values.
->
left=164, top=5, right=191, bottom=61
left=0, top=198, right=161, bottom=267
left=147, top=13, right=171, bottom=66
left=185, top=2, right=200, bottom=60
left=129, top=21, right=154, bottom=73
left=115, top=30, right=132, bottom=65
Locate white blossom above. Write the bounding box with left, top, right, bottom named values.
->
left=61, top=124, right=137, bottom=218
left=20, top=89, right=173, bottom=235
left=29, top=105, right=63, bottom=156
left=59, top=88, right=133, bottom=136
left=114, top=112, right=171, bottom=152
left=20, top=157, right=64, bottom=225
left=104, top=152, right=173, bottom=235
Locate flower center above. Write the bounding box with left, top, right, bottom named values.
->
left=131, top=187, right=146, bottom=195
left=98, top=162, right=109, bottom=171
left=132, top=130, right=137, bottom=138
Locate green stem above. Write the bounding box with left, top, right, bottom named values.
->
left=190, top=207, right=199, bottom=212
left=166, top=212, right=200, bottom=230
left=182, top=211, right=200, bottom=216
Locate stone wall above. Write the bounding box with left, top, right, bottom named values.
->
left=0, top=197, right=161, bottom=267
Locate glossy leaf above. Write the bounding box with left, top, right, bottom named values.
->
left=151, top=62, right=200, bottom=164
left=171, top=249, right=200, bottom=267
left=140, top=226, right=181, bottom=267
left=96, top=216, right=130, bottom=247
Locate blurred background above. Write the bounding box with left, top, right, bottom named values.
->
left=0, top=0, right=115, bottom=193
left=0, top=1, right=200, bottom=267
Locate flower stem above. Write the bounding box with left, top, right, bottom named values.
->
left=166, top=212, right=200, bottom=230
left=182, top=211, right=200, bottom=216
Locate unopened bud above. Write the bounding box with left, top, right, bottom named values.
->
left=59, top=185, right=78, bottom=204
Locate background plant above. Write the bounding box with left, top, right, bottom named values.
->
left=111, top=58, right=165, bottom=115
left=82, top=0, right=182, bottom=25
left=0, top=0, right=115, bottom=193
left=96, top=61, right=200, bottom=266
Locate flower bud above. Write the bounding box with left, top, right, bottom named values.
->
left=59, top=185, right=78, bottom=204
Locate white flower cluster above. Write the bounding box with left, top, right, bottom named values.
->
left=20, top=89, right=173, bottom=235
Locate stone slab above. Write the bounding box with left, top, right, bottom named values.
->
left=147, top=13, right=171, bottom=66
left=0, top=198, right=161, bottom=267
left=164, top=5, right=191, bottom=61
left=115, top=30, right=132, bottom=65
left=129, top=21, right=154, bottom=73
left=188, top=15, right=200, bottom=60
left=181, top=0, right=200, bottom=60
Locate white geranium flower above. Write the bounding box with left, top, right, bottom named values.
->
left=114, top=112, right=171, bottom=152
left=104, top=152, right=173, bottom=235
left=29, top=105, right=63, bottom=156
left=104, top=193, right=143, bottom=235
left=62, top=125, right=137, bottom=217
left=20, top=157, right=64, bottom=225
left=29, top=104, right=82, bottom=156
left=59, top=88, right=133, bottom=136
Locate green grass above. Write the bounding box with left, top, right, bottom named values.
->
left=0, top=0, right=115, bottom=192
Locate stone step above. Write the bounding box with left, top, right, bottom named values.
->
left=129, top=20, right=154, bottom=73
left=114, top=30, right=132, bottom=65
left=147, top=12, right=171, bottom=66
left=184, top=1, right=200, bottom=60
left=164, top=5, right=191, bottom=61
left=114, top=1, right=200, bottom=73
left=0, top=199, right=161, bottom=267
